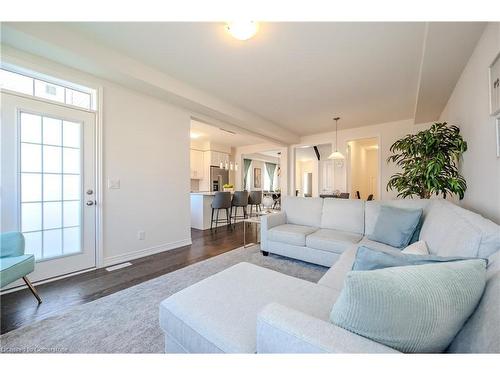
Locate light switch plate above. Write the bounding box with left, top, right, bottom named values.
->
left=108, top=179, right=121, bottom=189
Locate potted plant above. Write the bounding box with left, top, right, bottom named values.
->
left=223, top=183, right=234, bottom=193
left=386, top=122, right=468, bottom=199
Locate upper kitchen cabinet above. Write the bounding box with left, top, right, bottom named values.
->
left=209, top=151, right=230, bottom=167
left=190, top=149, right=204, bottom=179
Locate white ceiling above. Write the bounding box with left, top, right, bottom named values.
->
left=66, top=22, right=485, bottom=136
left=190, top=119, right=265, bottom=147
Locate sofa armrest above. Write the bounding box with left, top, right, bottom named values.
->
left=260, top=212, right=286, bottom=251
left=256, top=303, right=398, bottom=353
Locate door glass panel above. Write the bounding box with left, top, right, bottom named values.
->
left=43, top=174, right=62, bottom=201
left=63, top=148, right=80, bottom=174
left=20, top=111, right=83, bottom=261
left=21, top=202, right=42, bottom=232
left=62, top=121, right=81, bottom=148
left=21, top=143, right=42, bottom=172
left=63, top=201, right=80, bottom=227
left=42, top=117, right=62, bottom=146
left=43, top=229, right=63, bottom=258
left=24, top=231, right=42, bottom=259
left=63, top=227, right=81, bottom=254
left=20, top=113, right=41, bottom=143
left=63, top=175, right=81, bottom=200
left=43, top=202, right=62, bottom=229
left=43, top=146, right=62, bottom=173
left=21, top=173, right=42, bottom=202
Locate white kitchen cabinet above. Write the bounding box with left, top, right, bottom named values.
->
left=209, top=151, right=229, bottom=167
left=190, top=149, right=204, bottom=179
left=490, top=52, right=500, bottom=116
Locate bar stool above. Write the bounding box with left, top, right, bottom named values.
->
left=211, top=192, right=232, bottom=231
left=231, top=191, right=249, bottom=225
left=248, top=191, right=262, bottom=216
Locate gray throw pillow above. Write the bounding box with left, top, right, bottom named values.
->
left=352, top=246, right=487, bottom=271
left=368, top=205, right=423, bottom=248
left=331, top=259, right=487, bottom=353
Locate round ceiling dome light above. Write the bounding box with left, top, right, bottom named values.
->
left=225, top=21, right=259, bottom=41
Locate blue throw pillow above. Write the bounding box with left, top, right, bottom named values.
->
left=331, top=259, right=487, bottom=352
left=368, top=205, right=423, bottom=248
left=352, top=246, right=487, bottom=271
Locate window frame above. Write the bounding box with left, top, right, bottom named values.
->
left=1, top=65, right=97, bottom=112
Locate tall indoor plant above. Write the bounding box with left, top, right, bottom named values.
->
left=386, top=122, right=468, bottom=199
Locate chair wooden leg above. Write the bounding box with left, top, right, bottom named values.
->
left=23, top=276, right=42, bottom=304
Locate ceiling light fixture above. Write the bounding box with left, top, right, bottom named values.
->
left=328, top=117, right=345, bottom=160
left=225, top=21, right=259, bottom=41
left=190, top=132, right=201, bottom=139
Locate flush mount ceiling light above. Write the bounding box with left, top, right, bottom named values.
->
left=328, top=117, right=345, bottom=160
left=225, top=21, right=259, bottom=41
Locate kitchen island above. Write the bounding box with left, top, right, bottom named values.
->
left=190, top=192, right=232, bottom=230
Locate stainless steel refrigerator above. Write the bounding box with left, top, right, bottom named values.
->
left=210, top=166, right=229, bottom=192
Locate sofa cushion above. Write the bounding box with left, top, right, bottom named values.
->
left=331, top=259, right=487, bottom=353
left=159, top=262, right=339, bottom=353
left=364, top=199, right=430, bottom=237
left=282, top=197, right=324, bottom=227
left=444, top=201, right=500, bottom=258
left=448, top=249, right=500, bottom=353
left=306, top=229, right=362, bottom=254
left=317, top=244, right=359, bottom=291
left=420, top=200, right=482, bottom=257
left=267, top=241, right=341, bottom=267
left=268, top=224, right=317, bottom=247
left=368, top=205, right=423, bottom=248
left=320, top=199, right=365, bottom=234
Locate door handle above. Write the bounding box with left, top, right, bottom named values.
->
left=86, top=200, right=95, bottom=206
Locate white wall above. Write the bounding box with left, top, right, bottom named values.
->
left=102, top=85, right=192, bottom=265
left=297, top=119, right=431, bottom=200
left=2, top=47, right=193, bottom=267
left=439, top=22, right=500, bottom=223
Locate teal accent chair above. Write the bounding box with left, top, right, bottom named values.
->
left=0, top=232, right=42, bottom=303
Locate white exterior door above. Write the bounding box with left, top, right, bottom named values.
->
left=1, top=92, right=96, bottom=285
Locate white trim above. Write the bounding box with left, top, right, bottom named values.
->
left=0, top=88, right=96, bottom=114
left=102, top=238, right=192, bottom=268
left=95, top=86, right=105, bottom=267
left=0, top=267, right=96, bottom=295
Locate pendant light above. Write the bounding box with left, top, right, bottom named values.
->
left=328, top=117, right=345, bottom=160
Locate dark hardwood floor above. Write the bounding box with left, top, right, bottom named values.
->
left=0, top=222, right=257, bottom=334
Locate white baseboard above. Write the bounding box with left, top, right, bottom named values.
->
left=101, top=238, right=192, bottom=267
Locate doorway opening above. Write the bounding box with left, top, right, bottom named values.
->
left=347, top=137, right=380, bottom=200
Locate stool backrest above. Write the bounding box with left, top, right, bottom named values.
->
left=232, top=191, right=249, bottom=206
left=212, top=192, right=232, bottom=209
left=248, top=190, right=262, bottom=205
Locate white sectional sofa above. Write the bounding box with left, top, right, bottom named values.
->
left=159, top=197, right=500, bottom=353
left=261, top=197, right=499, bottom=266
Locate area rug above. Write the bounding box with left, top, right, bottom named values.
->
left=0, top=245, right=326, bottom=353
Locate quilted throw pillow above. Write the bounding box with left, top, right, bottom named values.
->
left=331, top=259, right=487, bottom=353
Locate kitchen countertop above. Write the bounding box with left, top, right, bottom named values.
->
left=190, top=191, right=217, bottom=196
